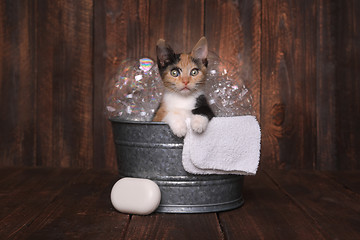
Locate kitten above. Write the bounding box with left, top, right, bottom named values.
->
left=153, top=37, right=214, bottom=137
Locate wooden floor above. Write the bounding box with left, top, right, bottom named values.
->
left=0, top=168, right=359, bottom=239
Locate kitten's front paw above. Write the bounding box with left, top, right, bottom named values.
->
left=191, top=115, right=209, bottom=134
left=169, top=120, right=187, bottom=137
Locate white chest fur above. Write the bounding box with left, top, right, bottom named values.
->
left=163, top=92, right=202, bottom=112
left=162, top=91, right=208, bottom=137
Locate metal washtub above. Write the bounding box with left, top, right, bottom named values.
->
left=110, top=118, right=244, bottom=213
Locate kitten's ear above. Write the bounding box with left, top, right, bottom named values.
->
left=156, top=39, right=175, bottom=68
left=191, top=37, right=208, bottom=60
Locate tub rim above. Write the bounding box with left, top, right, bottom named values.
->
left=109, top=117, right=167, bottom=125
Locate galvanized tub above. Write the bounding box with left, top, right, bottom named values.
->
left=110, top=118, right=244, bottom=213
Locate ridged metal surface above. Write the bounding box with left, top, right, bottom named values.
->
left=110, top=118, right=244, bottom=213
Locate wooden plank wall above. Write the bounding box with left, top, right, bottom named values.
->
left=0, top=0, right=359, bottom=170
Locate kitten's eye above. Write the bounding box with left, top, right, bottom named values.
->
left=170, top=69, right=180, bottom=77
left=190, top=68, right=199, bottom=76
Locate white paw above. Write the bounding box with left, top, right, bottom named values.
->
left=169, top=119, right=187, bottom=137
left=191, top=115, right=209, bottom=134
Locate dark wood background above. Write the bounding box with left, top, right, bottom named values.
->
left=0, top=0, right=359, bottom=170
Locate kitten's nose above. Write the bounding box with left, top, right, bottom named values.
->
left=183, top=79, right=189, bottom=85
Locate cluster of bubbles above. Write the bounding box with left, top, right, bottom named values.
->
left=104, top=58, right=163, bottom=121
left=104, top=55, right=254, bottom=121
left=205, top=53, right=254, bottom=117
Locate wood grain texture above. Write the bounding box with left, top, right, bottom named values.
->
left=205, top=0, right=261, bottom=118
left=148, top=0, right=204, bottom=58
left=0, top=168, right=129, bottom=239
left=266, top=170, right=360, bottom=239
left=334, top=0, right=360, bottom=169
left=0, top=168, right=82, bottom=239
left=24, top=170, right=128, bottom=239
left=35, top=0, right=93, bottom=167
left=316, top=0, right=337, bottom=170
left=326, top=171, right=360, bottom=195
left=218, top=172, right=325, bottom=239
left=0, top=168, right=56, bottom=220
left=261, top=0, right=317, bottom=169
left=0, top=167, right=22, bottom=184
left=124, top=213, right=223, bottom=240
left=0, top=0, right=36, bottom=166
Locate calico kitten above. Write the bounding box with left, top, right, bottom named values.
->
left=153, top=37, right=214, bottom=137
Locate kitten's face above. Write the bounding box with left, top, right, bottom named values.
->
left=157, top=37, right=208, bottom=96
left=161, top=54, right=206, bottom=95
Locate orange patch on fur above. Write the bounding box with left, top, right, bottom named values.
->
left=153, top=104, right=167, bottom=121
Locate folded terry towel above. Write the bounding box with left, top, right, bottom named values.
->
left=182, top=116, right=261, bottom=175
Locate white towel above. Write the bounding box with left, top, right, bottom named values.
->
left=182, top=116, right=261, bottom=175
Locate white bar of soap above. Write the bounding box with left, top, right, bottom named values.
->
left=110, top=177, right=161, bottom=215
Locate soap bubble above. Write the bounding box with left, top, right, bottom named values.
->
left=205, top=53, right=254, bottom=117
left=104, top=58, right=164, bottom=121
left=104, top=55, right=253, bottom=121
